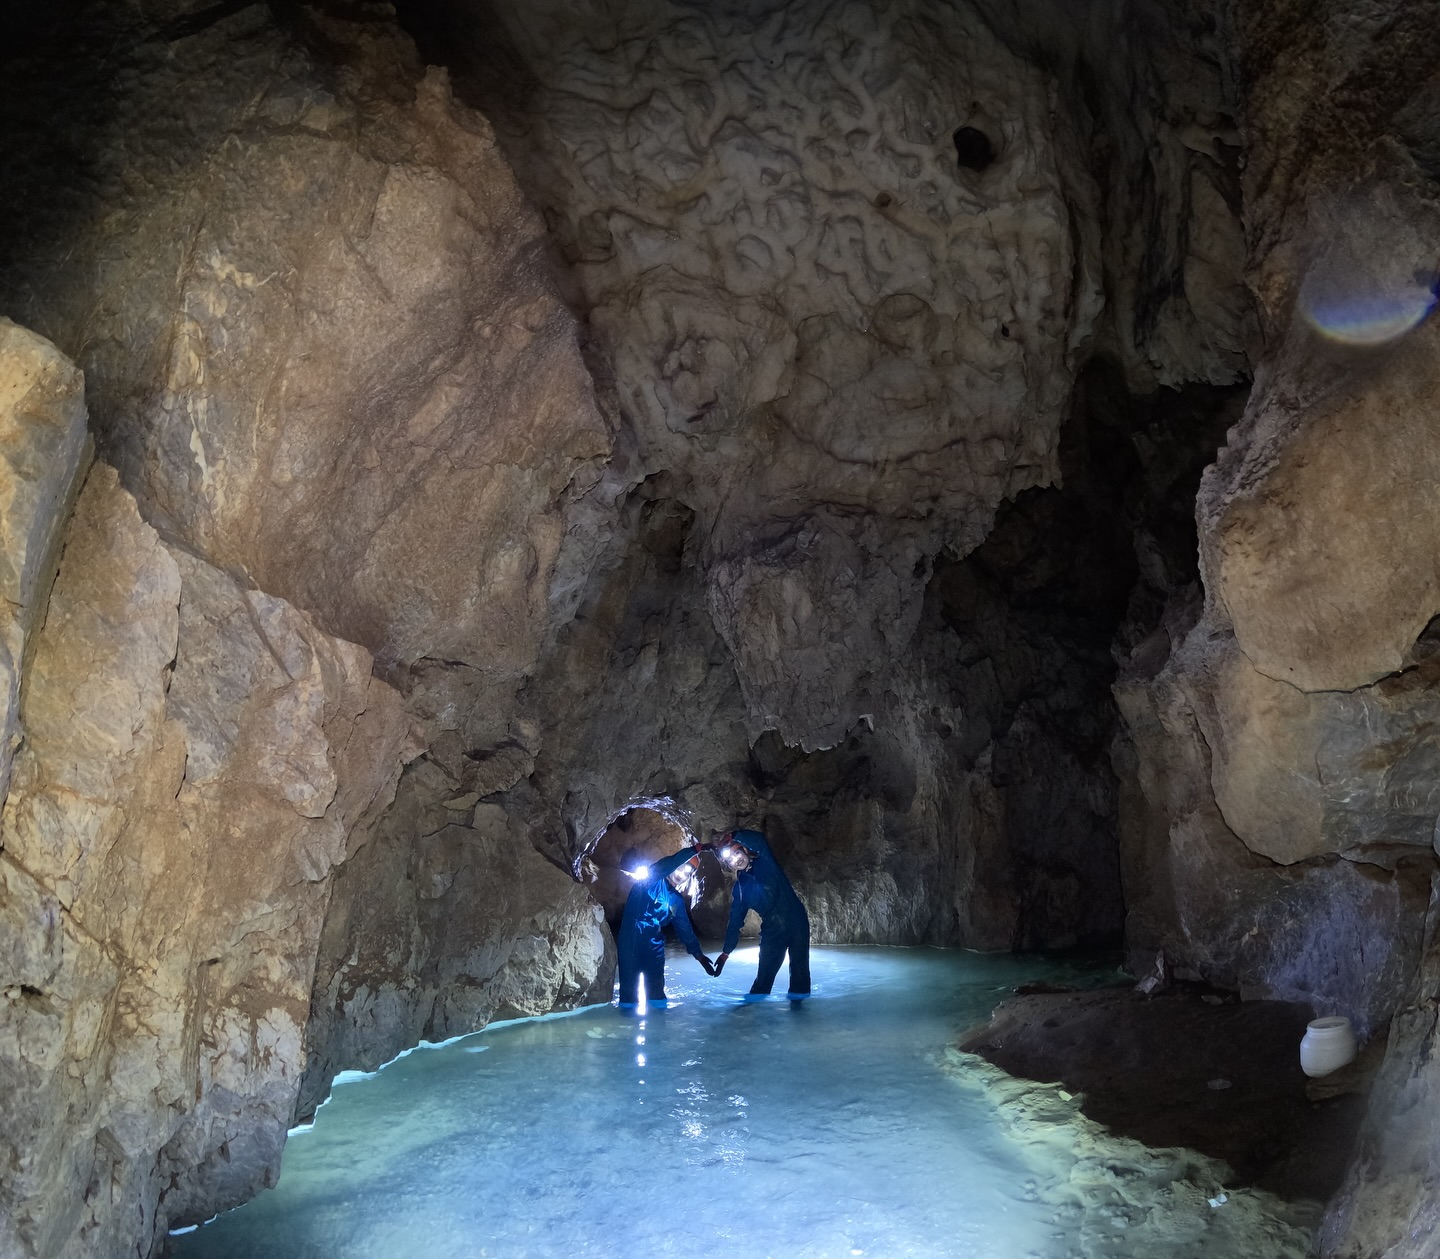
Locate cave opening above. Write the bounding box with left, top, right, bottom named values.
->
left=585, top=803, right=693, bottom=936
left=952, top=125, right=997, bottom=171
left=584, top=801, right=734, bottom=942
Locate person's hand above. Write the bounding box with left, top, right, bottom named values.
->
left=713, top=952, right=728, bottom=976
left=698, top=954, right=717, bottom=976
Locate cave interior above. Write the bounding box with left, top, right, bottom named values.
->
left=3, top=0, right=1440, bottom=1256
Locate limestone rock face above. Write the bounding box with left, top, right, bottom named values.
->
left=1206, top=315, right=1440, bottom=694
left=442, top=0, right=1107, bottom=752
left=8, top=0, right=1372, bottom=1249
left=299, top=765, right=614, bottom=1120
left=2, top=11, right=622, bottom=1243
left=513, top=363, right=1234, bottom=956
left=1323, top=880, right=1440, bottom=1258
left=0, top=465, right=412, bottom=1258
left=707, top=512, right=931, bottom=750
left=1115, top=637, right=1432, bottom=1040
left=380, top=0, right=1253, bottom=964
left=0, top=320, right=90, bottom=800
left=2, top=3, right=610, bottom=673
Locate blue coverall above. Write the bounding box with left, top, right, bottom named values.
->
left=723, top=829, right=811, bottom=995
left=616, top=848, right=706, bottom=1004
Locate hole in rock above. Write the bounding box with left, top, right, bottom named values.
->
left=586, top=804, right=691, bottom=933
left=953, top=125, right=997, bottom=171
left=585, top=803, right=729, bottom=940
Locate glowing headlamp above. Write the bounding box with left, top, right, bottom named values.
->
left=717, top=842, right=752, bottom=871
left=668, top=860, right=698, bottom=894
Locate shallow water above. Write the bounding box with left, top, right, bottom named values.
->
left=168, top=947, right=1315, bottom=1259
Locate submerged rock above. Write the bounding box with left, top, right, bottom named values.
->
left=944, top=1049, right=1320, bottom=1258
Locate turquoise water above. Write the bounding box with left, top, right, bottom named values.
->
left=167, top=947, right=1307, bottom=1259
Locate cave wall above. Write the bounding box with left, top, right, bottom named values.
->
left=297, top=760, right=614, bottom=1121
left=0, top=20, right=1263, bottom=1253
left=408, top=0, right=1112, bottom=745
left=0, top=3, right=610, bottom=675
left=1, top=7, right=618, bottom=1256
left=393, top=0, right=1253, bottom=954
left=1103, top=2, right=1440, bottom=1254
left=1, top=427, right=414, bottom=1255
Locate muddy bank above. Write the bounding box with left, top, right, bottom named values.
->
left=960, top=987, right=1374, bottom=1203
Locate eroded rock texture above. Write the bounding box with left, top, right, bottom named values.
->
left=1, top=462, right=411, bottom=1257
left=2, top=2, right=610, bottom=675
left=1104, top=3, right=1440, bottom=1253
left=298, top=761, right=614, bottom=1121
left=1324, top=880, right=1440, bottom=1257
left=1, top=0, right=1252, bottom=977
left=1, top=7, right=618, bottom=1252
left=386, top=0, right=1253, bottom=960
left=15, top=0, right=1440, bottom=1253
left=0, top=320, right=91, bottom=801
left=427, top=0, right=1107, bottom=751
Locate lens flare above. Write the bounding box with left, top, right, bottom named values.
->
left=1301, top=276, right=1436, bottom=345
left=1296, top=192, right=1438, bottom=346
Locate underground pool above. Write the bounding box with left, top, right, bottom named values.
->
left=166, top=948, right=1318, bottom=1258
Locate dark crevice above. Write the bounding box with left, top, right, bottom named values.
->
left=953, top=125, right=997, bottom=171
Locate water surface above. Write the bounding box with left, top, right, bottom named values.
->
left=168, top=947, right=1312, bottom=1259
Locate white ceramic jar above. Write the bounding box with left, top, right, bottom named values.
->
left=1300, top=1016, right=1358, bottom=1077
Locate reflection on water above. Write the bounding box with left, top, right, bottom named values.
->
left=167, top=948, right=1314, bottom=1259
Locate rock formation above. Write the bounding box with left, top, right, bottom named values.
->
left=1108, top=3, right=1440, bottom=1255
left=0, top=319, right=91, bottom=802
left=0, top=451, right=413, bottom=1255
left=1, top=7, right=617, bottom=1254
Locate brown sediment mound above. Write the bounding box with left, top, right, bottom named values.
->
left=960, top=987, right=1376, bottom=1203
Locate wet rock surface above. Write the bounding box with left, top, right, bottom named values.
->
left=297, top=761, right=615, bottom=1122
left=1, top=463, right=412, bottom=1256
left=946, top=1048, right=1320, bottom=1258
left=961, top=987, right=1370, bottom=1203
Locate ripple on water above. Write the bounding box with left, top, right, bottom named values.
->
left=167, top=948, right=1314, bottom=1259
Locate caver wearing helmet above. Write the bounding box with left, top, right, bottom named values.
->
left=615, top=847, right=716, bottom=1005
left=711, top=828, right=811, bottom=996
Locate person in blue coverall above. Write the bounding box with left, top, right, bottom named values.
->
left=712, top=828, right=811, bottom=996
left=616, top=847, right=717, bottom=1005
